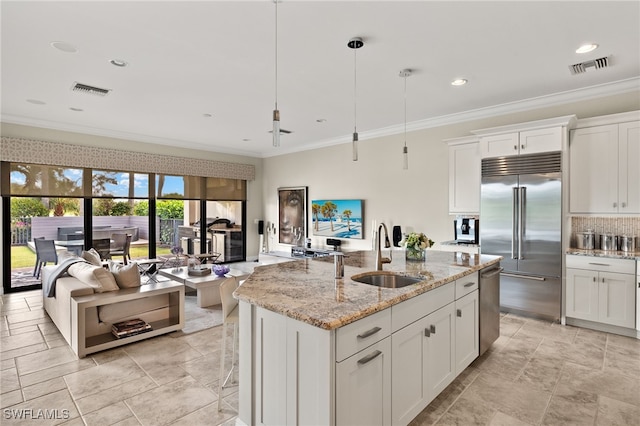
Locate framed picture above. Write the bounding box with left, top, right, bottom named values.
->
left=278, top=186, right=307, bottom=245
left=311, top=199, right=364, bottom=239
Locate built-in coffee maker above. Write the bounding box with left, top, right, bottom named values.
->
left=454, top=216, right=479, bottom=244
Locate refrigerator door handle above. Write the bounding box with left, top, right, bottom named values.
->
left=512, top=187, right=519, bottom=259
left=518, top=187, right=526, bottom=259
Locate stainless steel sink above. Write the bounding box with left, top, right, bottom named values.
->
left=351, top=272, right=423, bottom=288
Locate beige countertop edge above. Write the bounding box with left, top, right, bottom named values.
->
left=234, top=252, right=502, bottom=330
left=566, top=248, right=640, bottom=261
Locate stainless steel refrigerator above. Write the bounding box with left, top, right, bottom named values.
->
left=480, top=152, right=562, bottom=321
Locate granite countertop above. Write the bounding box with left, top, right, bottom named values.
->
left=234, top=250, right=501, bottom=330
left=566, top=248, right=640, bottom=261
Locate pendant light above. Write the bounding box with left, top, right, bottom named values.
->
left=272, top=0, right=280, bottom=147
left=348, top=37, right=364, bottom=161
left=399, top=69, right=411, bottom=170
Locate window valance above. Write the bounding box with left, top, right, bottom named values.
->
left=0, top=137, right=255, bottom=181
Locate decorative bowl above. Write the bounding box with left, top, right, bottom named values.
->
left=212, top=264, right=230, bottom=277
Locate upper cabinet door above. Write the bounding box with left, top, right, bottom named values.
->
left=519, top=127, right=562, bottom=154
left=569, top=125, right=619, bottom=214
left=479, top=133, right=519, bottom=158
left=448, top=141, right=480, bottom=214
left=618, top=121, right=640, bottom=213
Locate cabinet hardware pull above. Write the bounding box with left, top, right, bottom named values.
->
left=357, top=350, right=382, bottom=365
left=613, top=202, right=617, bottom=208
left=430, top=324, right=436, bottom=334
left=593, top=277, right=596, bottom=282
left=521, top=144, right=525, bottom=149
left=588, top=262, right=610, bottom=267
left=424, top=328, right=431, bottom=337
left=456, top=309, right=462, bottom=317
left=513, top=145, right=518, bottom=150
left=357, top=326, right=381, bottom=339
left=602, top=278, right=605, bottom=283
left=622, top=202, right=627, bottom=208
left=463, top=282, right=475, bottom=288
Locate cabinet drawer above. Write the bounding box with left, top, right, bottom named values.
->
left=566, top=255, right=635, bottom=274
left=336, top=308, right=391, bottom=362
left=391, top=282, right=455, bottom=332
left=455, top=273, right=479, bottom=299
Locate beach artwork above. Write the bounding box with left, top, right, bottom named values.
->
left=311, top=199, right=363, bottom=239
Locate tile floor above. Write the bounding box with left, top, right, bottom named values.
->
left=2, top=290, right=639, bottom=425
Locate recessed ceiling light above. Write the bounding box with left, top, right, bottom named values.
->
left=51, top=41, right=78, bottom=53
left=109, top=59, right=128, bottom=67
left=242, top=138, right=251, bottom=142
left=316, top=118, right=327, bottom=123
left=451, top=79, right=468, bottom=86
left=69, top=107, right=84, bottom=112
left=26, top=99, right=46, bottom=105
left=203, top=113, right=213, bottom=118
left=576, top=43, right=598, bottom=54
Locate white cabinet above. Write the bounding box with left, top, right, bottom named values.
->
left=455, top=290, right=479, bottom=375
left=336, top=337, right=392, bottom=426
left=565, top=255, right=636, bottom=329
left=336, top=308, right=392, bottom=426
left=446, top=137, right=480, bottom=214
left=479, top=127, right=563, bottom=158
left=254, top=306, right=332, bottom=426
left=391, top=303, right=455, bottom=425
left=569, top=119, right=640, bottom=213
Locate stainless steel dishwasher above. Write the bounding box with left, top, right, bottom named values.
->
left=479, top=264, right=502, bottom=355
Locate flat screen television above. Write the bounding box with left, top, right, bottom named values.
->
left=311, top=199, right=363, bottom=239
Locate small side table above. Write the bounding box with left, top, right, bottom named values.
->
left=136, top=259, right=167, bottom=283
left=194, top=253, right=220, bottom=264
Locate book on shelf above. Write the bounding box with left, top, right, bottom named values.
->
left=112, top=318, right=152, bottom=338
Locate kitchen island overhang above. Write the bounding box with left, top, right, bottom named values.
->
left=234, top=250, right=502, bottom=426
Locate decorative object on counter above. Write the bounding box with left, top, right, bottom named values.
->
left=311, top=199, right=363, bottom=239
left=576, top=229, right=595, bottom=249
left=278, top=186, right=307, bottom=245
left=393, top=225, right=402, bottom=247
left=600, top=232, right=616, bottom=251
left=188, top=264, right=212, bottom=276
left=213, top=264, right=230, bottom=277
left=404, top=232, right=434, bottom=261
left=169, top=245, right=184, bottom=271
left=617, top=234, right=636, bottom=252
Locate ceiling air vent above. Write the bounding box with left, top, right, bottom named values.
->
left=71, top=82, right=111, bottom=97
left=569, top=56, right=610, bottom=75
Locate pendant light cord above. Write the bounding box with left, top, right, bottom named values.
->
left=403, top=73, right=407, bottom=148
left=274, top=0, right=278, bottom=110
left=353, top=47, right=357, bottom=133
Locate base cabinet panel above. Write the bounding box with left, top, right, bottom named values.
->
left=566, top=269, right=599, bottom=322
left=455, top=290, right=479, bottom=375
left=391, top=316, right=429, bottom=425
left=336, top=337, right=392, bottom=426
left=566, top=259, right=636, bottom=329
left=425, top=304, right=456, bottom=399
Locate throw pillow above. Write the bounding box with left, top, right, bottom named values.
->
left=81, top=248, right=102, bottom=266
left=68, top=261, right=119, bottom=293
left=109, top=261, right=141, bottom=288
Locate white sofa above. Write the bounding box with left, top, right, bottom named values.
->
left=42, top=265, right=184, bottom=357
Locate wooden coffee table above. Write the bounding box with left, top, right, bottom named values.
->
left=158, top=267, right=249, bottom=307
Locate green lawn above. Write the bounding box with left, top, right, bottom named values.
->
left=11, top=245, right=173, bottom=269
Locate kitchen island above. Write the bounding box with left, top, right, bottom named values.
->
left=234, top=249, right=501, bottom=426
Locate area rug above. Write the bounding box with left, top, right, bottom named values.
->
left=170, top=292, right=224, bottom=336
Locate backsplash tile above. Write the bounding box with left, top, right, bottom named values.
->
left=570, top=216, right=640, bottom=248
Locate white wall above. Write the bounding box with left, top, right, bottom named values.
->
left=262, top=91, right=640, bottom=254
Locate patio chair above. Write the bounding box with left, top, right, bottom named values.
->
left=91, top=238, right=111, bottom=261
left=33, top=237, right=58, bottom=278
left=110, top=234, right=132, bottom=265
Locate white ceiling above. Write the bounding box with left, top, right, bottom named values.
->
left=2, top=1, right=639, bottom=158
